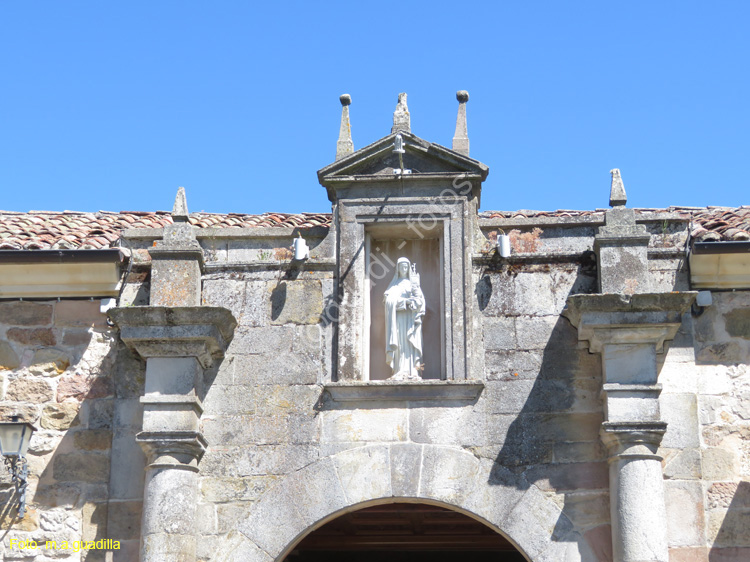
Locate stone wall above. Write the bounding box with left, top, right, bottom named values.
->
left=693, top=291, right=750, bottom=560
left=0, top=299, right=143, bottom=561
left=2, top=210, right=747, bottom=561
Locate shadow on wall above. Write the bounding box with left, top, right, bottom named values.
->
left=693, top=293, right=750, bottom=560
left=478, top=256, right=613, bottom=560
left=708, top=480, right=750, bottom=561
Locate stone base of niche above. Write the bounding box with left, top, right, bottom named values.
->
left=324, top=380, right=484, bottom=402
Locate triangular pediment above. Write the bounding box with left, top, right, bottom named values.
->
left=318, top=132, right=489, bottom=184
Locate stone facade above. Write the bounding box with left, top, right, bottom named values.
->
left=0, top=96, right=748, bottom=562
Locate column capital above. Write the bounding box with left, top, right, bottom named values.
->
left=109, top=306, right=236, bottom=368
left=136, top=430, right=208, bottom=472
left=600, top=421, right=666, bottom=459
left=563, top=292, right=696, bottom=353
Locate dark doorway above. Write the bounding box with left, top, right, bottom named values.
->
left=285, top=503, right=527, bottom=562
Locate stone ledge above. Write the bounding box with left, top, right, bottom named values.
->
left=108, top=306, right=236, bottom=367
left=324, top=380, right=484, bottom=402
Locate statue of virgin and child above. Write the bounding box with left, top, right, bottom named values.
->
left=383, top=257, right=426, bottom=380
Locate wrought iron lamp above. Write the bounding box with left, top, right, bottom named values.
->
left=0, top=417, right=35, bottom=517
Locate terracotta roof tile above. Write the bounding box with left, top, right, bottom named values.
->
left=0, top=207, right=748, bottom=250
left=0, top=211, right=333, bottom=250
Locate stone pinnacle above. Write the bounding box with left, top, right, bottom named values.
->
left=336, top=94, right=354, bottom=161
left=391, top=93, right=410, bottom=134
left=452, top=90, right=470, bottom=156
left=172, top=187, right=189, bottom=222
left=609, top=169, right=627, bottom=207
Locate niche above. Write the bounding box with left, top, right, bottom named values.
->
left=366, top=225, right=443, bottom=381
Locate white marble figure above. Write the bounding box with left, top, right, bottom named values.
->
left=384, top=257, right=425, bottom=380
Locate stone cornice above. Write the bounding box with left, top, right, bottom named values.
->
left=108, top=306, right=236, bottom=368
left=563, top=292, right=696, bottom=353
left=324, top=380, right=484, bottom=402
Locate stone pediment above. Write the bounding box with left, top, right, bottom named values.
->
left=318, top=131, right=489, bottom=189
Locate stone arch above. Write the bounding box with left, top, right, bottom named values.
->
left=211, top=444, right=594, bottom=562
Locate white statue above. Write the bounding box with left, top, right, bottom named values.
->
left=384, top=257, right=425, bottom=380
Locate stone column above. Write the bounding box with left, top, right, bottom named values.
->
left=109, top=188, right=236, bottom=562
left=564, top=293, right=695, bottom=562
left=111, top=305, right=235, bottom=562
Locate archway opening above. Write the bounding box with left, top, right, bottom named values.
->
left=285, top=503, right=527, bottom=562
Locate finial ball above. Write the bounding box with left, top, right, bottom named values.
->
left=340, top=94, right=352, bottom=106
left=456, top=90, right=469, bottom=103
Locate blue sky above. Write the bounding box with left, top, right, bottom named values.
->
left=2, top=2, right=748, bottom=215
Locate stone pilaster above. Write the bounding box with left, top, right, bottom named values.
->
left=149, top=187, right=204, bottom=307
left=594, top=170, right=651, bottom=295
left=110, top=307, right=235, bottom=562
left=109, top=188, right=236, bottom=562
left=564, top=292, right=695, bottom=562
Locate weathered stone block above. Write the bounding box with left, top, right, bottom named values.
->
left=204, top=279, right=267, bottom=327
left=560, top=490, right=610, bottom=528
left=202, top=385, right=255, bottom=416
left=287, top=413, right=320, bottom=444
left=410, top=406, right=487, bottom=447
left=255, top=384, right=321, bottom=416
left=485, top=349, right=542, bottom=380
left=57, top=375, right=114, bottom=402
left=269, top=280, right=323, bottom=325
left=73, top=430, right=112, bottom=451
left=212, top=531, right=272, bottom=562
left=333, top=445, right=391, bottom=504
left=109, top=431, right=145, bottom=499
left=196, top=502, right=217, bottom=534
left=661, top=393, right=700, bottom=448
left=419, top=445, right=480, bottom=506
left=252, top=415, right=289, bottom=445
left=62, top=329, right=92, bottom=347
left=516, top=316, right=561, bottom=350
left=702, top=447, right=739, bottom=481
left=83, top=399, right=114, bottom=429
left=0, top=404, right=40, bottom=424
left=662, top=448, right=702, bottom=480
left=203, top=415, right=256, bottom=446
left=665, top=480, right=705, bottom=547
left=290, top=456, right=348, bottom=527
left=324, top=408, right=407, bottom=443
left=6, top=327, right=56, bottom=346
left=708, top=481, right=750, bottom=510
left=524, top=462, right=608, bottom=492
left=107, top=500, right=142, bottom=541
left=709, top=508, right=750, bottom=546
left=53, top=453, right=110, bottom=483
left=482, top=316, right=516, bottom=351
left=0, top=341, right=20, bottom=370
left=55, top=300, right=106, bottom=328
left=200, top=476, right=276, bottom=503
left=0, top=301, right=53, bottom=326
left=390, top=442, right=423, bottom=497
left=6, top=377, right=54, bottom=402
left=238, top=483, right=307, bottom=556
left=29, top=347, right=70, bottom=375
left=28, top=430, right=61, bottom=455
left=554, top=441, right=606, bottom=463
left=32, top=481, right=82, bottom=507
